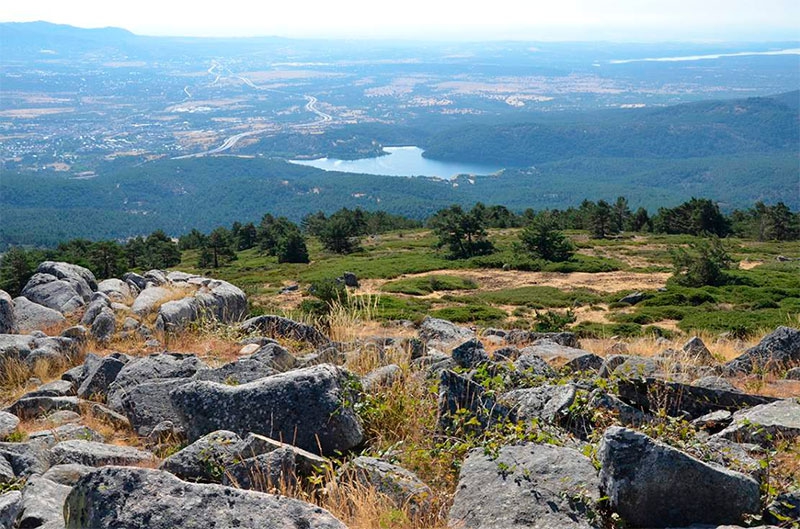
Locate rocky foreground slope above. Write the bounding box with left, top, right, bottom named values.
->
left=1, top=262, right=799, bottom=528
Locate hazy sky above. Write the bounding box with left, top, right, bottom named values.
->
left=3, top=0, right=799, bottom=40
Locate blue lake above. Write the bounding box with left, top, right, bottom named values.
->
left=289, top=146, right=502, bottom=180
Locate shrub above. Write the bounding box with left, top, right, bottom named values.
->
left=670, top=237, right=734, bottom=287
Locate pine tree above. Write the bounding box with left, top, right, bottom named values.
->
left=519, top=214, right=574, bottom=262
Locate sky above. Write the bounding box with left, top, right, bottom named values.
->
left=2, top=0, right=799, bottom=41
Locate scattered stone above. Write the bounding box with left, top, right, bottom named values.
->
left=0, top=411, right=20, bottom=439
left=588, top=389, right=650, bottom=427
left=193, top=358, right=277, bottom=385
left=49, top=440, right=154, bottom=467
left=239, top=343, right=261, bottom=356
left=513, top=352, right=558, bottom=377
left=599, top=426, right=761, bottom=527
left=785, top=366, right=800, bottom=380
left=64, top=466, right=347, bottom=529
left=249, top=342, right=298, bottom=372
left=239, top=433, right=329, bottom=477
left=682, top=336, right=716, bottom=364
left=692, top=410, right=734, bottom=433
left=81, top=297, right=110, bottom=326
left=239, top=315, right=330, bottom=346
left=341, top=456, right=432, bottom=513
left=723, top=326, right=800, bottom=375
left=106, top=352, right=206, bottom=411
left=0, top=440, right=52, bottom=477
left=504, top=330, right=579, bottom=348
left=611, top=355, right=660, bottom=378
left=0, top=490, right=22, bottom=529
left=437, top=370, right=510, bottom=432
left=521, top=340, right=603, bottom=371
left=84, top=403, right=131, bottom=430
left=171, top=364, right=365, bottom=456
left=604, top=342, right=629, bottom=356
left=619, top=291, right=646, bottom=305
left=502, top=384, right=576, bottom=424
left=615, top=377, right=776, bottom=419
left=692, top=376, right=739, bottom=392
left=222, top=448, right=297, bottom=491
left=97, top=278, right=131, bottom=301
left=122, top=272, right=147, bottom=292
left=278, top=284, right=299, bottom=294
left=21, top=272, right=87, bottom=314
left=764, top=490, right=800, bottom=526
left=449, top=443, right=600, bottom=529
left=12, top=297, right=66, bottom=333
left=77, top=356, right=126, bottom=400
left=30, top=423, right=104, bottom=444
left=90, top=307, right=116, bottom=343
left=418, top=316, right=475, bottom=347
left=130, top=286, right=171, bottom=316
left=42, top=463, right=95, bottom=486
left=341, top=272, right=359, bottom=287
left=60, top=325, right=87, bottom=343
left=361, top=364, right=402, bottom=391
left=160, top=430, right=244, bottom=483
left=715, top=399, right=800, bottom=446
left=451, top=338, right=489, bottom=369
left=0, top=290, right=17, bottom=334
left=121, top=378, right=195, bottom=437
left=7, top=396, right=81, bottom=420
left=17, top=476, right=72, bottom=529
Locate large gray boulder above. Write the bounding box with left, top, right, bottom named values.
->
left=451, top=339, right=489, bottom=369
left=89, top=308, right=116, bottom=343
left=504, top=330, right=578, bottom=348
left=437, top=370, right=511, bottom=433
left=80, top=296, right=109, bottom=326
left=714, top=398, right=800, bottom=446
left=0, top=439, right=52, bottom=477
left=0, top=412, right=20, bottom=439
left=341, top=456, right=431, bottom=513
left=418, top=316, right=474, bottom=347
left=448, top=443, right=600, bottom=529
left=615, top=377, right=776, bottom=419
left=170, top=364, right=364, bottom=456
left=35, top=261, right=97, bottom=297
left=221, top=448, right=297, bottom=492
left=130, top=286, right=172, bottom=316
left=723, top=326, right=800, bottom=375
left=0, top=490, right=22, bottom=529
left=501, top=384, right=577, bottom=424
left=7, top=396, right=81, bottom=420
left=155, top=278, right=247, bottom=332
left=12, top=297, right=65, bottom=333
left=238, top=315, right=330, bottom=346
left=159, top=430, right=244, bottom=483
left=519, top=341, right=603, bottom=371
left=64, top=466, right=347, bottom=529
left=49, top=440, right=154, bottom=467
left=0, top=290, right=16, bottom=334
left=77, top=356, right=126, bottom=400
left=120, top=378, right=194, bottom=436
left=599, top=426, right=761, bottom=527
left=106, top=353, right=206, bottom=411
left=21, top=273, right=86, bottom=314
left=96, top=278, right=131, bottom=302
left=16, top=476, right=71, bottom=529
left=193, top=358, right=277, bottom=385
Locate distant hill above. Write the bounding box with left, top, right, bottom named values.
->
left=0, top=21, right=138, bottom=55
left=422, top=92, right=800, bottom=165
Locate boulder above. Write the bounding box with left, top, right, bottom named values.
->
left=64, top=466, right=347, bottom=529
left=106, top=353, right=206, bottom=411
left=170, top=365, right=364, bottom=456
left=12, top=297, right=65, bottom=333
left=143, top=269, right=168, bottom=285
left=77, top=356, right=126, bottom=400
left=341, top=456, right=431, bottom=513
left=160, top=430, right=244, bottom=483
left=589, top=389, right=650, bottom=426
left=437, top=370, right=511, bottom=433
left=723, top=326, right=800, bottom=375
left=0, top=455, right=13, bottom=483
left=154, top=296, right=198, bottom=332
left=520, top=341, right=603, bottom=372
left=248, top=342, right=298, bottom=372
left=0, top=411, right=20, bottom=439
left=451, top=339, right=490, bottom=369
left=0, top=490, right=22, bottom=529
left=361, top=364, right=402, bottom=391
left=418, top=316, right=474, bottom=346
left=193, top=358, right=277, bottom=385
left=340, top=272, right=359, bottom=287
left=764, top=490, right=800, bottom=526
left=0, top=440, right=52, bottom=477
left=120, top=378, right=194, bottom=437
left=0, top=334, right=37, bottom=364
left=238, top=315, right=330, bottom=346
left=238, top=433, right=329, bottom=477
left=89, top=308, right=116, bottom=343
left=615, top=377, right=776, bottom=419
left=714, top=399, right=800, bottom=446
left=513, top=352, right=558, bottom=377
left=96, top=278, right=131, bottom=302
left=130, top=286, right=171, bottom=316
left=20, top=379, right=73, bottom=399
left=41, top=464, right=95, bottom=486
left=16, top=476, right=71, bottom=529
left=681, top=336, right=715, bottom=364
left=30, top=424, right=104, bottom=444
left=612, top=356, right=660, bottom=378
left=619, top=291, right=646, bottom=305
left=599, top=426, right=761, bottom=527
left=80, top=297, right=110, bottom=326
left=448, top=443, right=600, bottom=529
left=504, top=330, right=578, bottom=348
left=222, top=448, right=297, bottom=491
left=21, top=273, right=86, bottom=314
left=34, top=261, right=96, bottom=298
left=49, top=440, right=154, bottom=467
left=785, top=366, right=800, bottom=380
left=7, top=396, right=81, bottom=420
left=501, top=384, right=577, bottom=424
left=0, top=290, right=17, bottom=334
left=122, top=272, right=147, bottom=292
left=156, top=279, right=247, bottom=332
